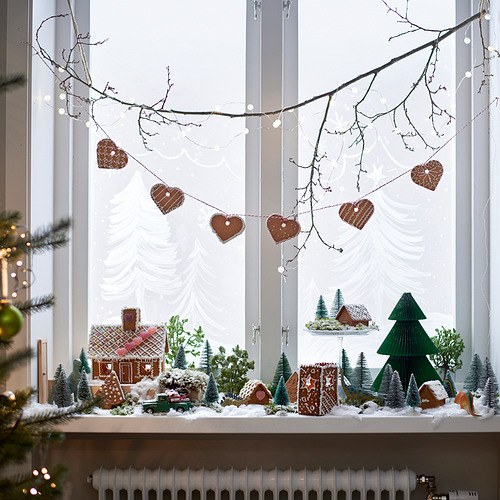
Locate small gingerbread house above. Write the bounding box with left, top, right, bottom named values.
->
left=336, top=304, right=372, bottom=327
left=88, top=307, right=169, bottom=384
left=286, top=371, right=299, bottom=404
left=238, top=379, right=272, bottom=405
left=298, top=363, right=338, bottom=416
left=419, top=380, right=447, bottom=409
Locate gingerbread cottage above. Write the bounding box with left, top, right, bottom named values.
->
left=336, top=304, right=372, bottom=327
left=298, top=363, right=338, bottom=416
left=419, top=380, right=447, bottom=409
left=238, top=379, right=272, bottom=405
left=88, top=308, right=169, bottom=384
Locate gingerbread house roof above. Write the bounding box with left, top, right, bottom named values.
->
left=419, top=380, right=447, bottom=401
left=88, top=324, right=168, bottom=360
left=336, top=304, right=372, bottom=321
left=238, top=379, right=272, bottom=400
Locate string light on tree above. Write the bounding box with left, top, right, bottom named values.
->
left=273, top=119, right=281, bottom=128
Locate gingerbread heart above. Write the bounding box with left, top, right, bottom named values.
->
left=411, top=160, right=443, bottom=191
left=256, top=390, right=266, bottom=401
left=116, top=348, right=127, bottom=357
left=125, top=342, right=135, bottom=351
left=96, top=138, right=128, bottom=169
left=151, top=183, right=185, bottom=215
left=210, top=214, right=245, bottom=243
left=339, top=199, right=374, bottom=230
left=266, top=214, right=301, bottom=244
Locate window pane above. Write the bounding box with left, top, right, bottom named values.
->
left=89, top=1, right=246, bottom=355
left=297, top=1, right=456, bottom=368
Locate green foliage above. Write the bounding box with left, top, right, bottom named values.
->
left=406, top=373, right=421, bottom=408
left=273, top=375, right=290, bottom=406
left=79, top=347, right=91, bottom=374
left=164, top=315, right=205, bottom=368
left=211, top=345, right=255, bottom=394
left=174, top=344, right=187, bottom=370
left=352, top=352, right=373, bottom=391
left=330, top=289, right=344, bottom=318
left=204, top=373, right=219, bottom=404
left=341, top=349, right=354, bottom=383
left=430, top=327, right=465, bottom=376
left=315, top=295, right=329, bottom=319
left=198, top=339, right=213, bottom=375
left=159, top=368, right=209, bottom=395
left=110, top=394, right=137, bottom=416
left=463, top=352, right=483, bottom=392
left=270, top=353, right=292, bottom=395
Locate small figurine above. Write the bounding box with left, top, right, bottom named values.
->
left=454, top=390, right=480, bottom=417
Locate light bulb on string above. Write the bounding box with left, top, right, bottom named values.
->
left=41, top=468, right=48, bottom=475
left=278, top=266, right=285, bottom=274
left=464, top=37, right=471, bottom=44
left=273, top=119, right=281, bottom=128
left=247, top=104, right=254, bottom=111
left=58, top=108, right=65, bottom=115
left=243, top=127, right=249, bottom=135
left=58, top=93, right=65, bottom=100
left=465, top=70, right=472, bottom=78
left=485, top=13, right=491, bottom=20
left=43, top=95, right=51, bottom=102
left=380, top=97, right=387, bottom=104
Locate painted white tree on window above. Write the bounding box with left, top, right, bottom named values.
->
left=101, top=170, right=181, bottom=308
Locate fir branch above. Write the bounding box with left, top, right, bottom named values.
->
left=0, top=349, right=33, bottom=382
left=20, top=400, right=95, bottom=430
left=14, top=295, right=55, bottom=316
left=0, top=74, right=26, bottom=94
left=24, top=218, right=71, bottom=255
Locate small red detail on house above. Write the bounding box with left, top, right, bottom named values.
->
left=419, top=380, right=447, bottom=409
left=336, top=304, right=372, bottom=327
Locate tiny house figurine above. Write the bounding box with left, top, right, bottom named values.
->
left=298, top=363, right=338, bottom=416
left=238, top=380, right=272, bottom=405
left=419, top=380, right=447, bottom=409
left=336, top=304, right=372, bottom=327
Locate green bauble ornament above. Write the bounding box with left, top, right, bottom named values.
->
left=0, top=302, right=23, bottom=341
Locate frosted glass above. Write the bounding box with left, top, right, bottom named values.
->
left=297, top=1, right=456, bottom=368
left=88, top=1, right=246, bottom=357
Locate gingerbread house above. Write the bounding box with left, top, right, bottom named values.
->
left=298, top=363, right=338, bottom=416
left=88, top=307, right=169, bottom=384
left=285, top=371, right=299, bottom=404
left=419, top=380, right=447, bottom=409
left=238, top=379, right=272, bottom=405
left=336, top=304, right=372, bottom=327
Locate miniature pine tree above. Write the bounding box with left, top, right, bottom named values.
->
left=49, top=363, right=63, bottom=404
left=406, top=373, right=421, bottom=409
left=463, top=352, right=483, bottom=391
left=385, top=370, right=406, bottom=409
left=372, top=292, right=441, bottom=392
left=443, top=369, right=457, bottom=398
left=340, top=349, right=355, bottom=383
left=273, top=375, right=290, bottom=407
left=480, top=357, right=499, bottom=394
left=481, top=377, right=499, bottom=409
left=68, top=358, right=83, bottom=401
left=174, top=343, right=187, bottom=370
left=198, top=339, right=213, bottom=375
left=270, top=352, right=293, bottom=395
left=77, top=369, right=93, bottom=402
left=79, top=347, right=91, bottom=374
left=204, top=372, right=219, bottom=404
left=330, top=289, right=344, bottom=319
left=377, top=363, right=394, bottom=403
left=52, top=367, right=72, bottom=408
left=315, top=295, right=329, bottom=319
left=352, top=352, right=373, bottom=391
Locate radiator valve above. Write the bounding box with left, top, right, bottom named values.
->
left=417, top=474, right=478, bottom=500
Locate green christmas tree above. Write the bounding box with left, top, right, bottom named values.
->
left=198, top=339, right=213, bottom=375
left=204, top=372, right=219, bottom=404
left=352, top=352, right=373, bottom=391
left=340, top=349, right=354, bottom=383
left=315, top=295, right=329, bottom=319
left=406, top=373, right=421, bottom=408
left=211, top=345, right=255, bottom=394
left=480, top=357, right=499, bottom=394
left=330, top=289, right=344, bottom=319
left=79, top=347, right=91, bottom=374
left=481, top=377, right=499, bottom=409
left=174, top=344, right=187, bottom=370
left=443, top=369, right=457, bottom=398
left=377, top=363, right=393, bottom=403
left=270, top=352, right=292, bottom=395
left=463, top=352, right=483, bottom=392
left=385, top=370, right=406, bottom=409
left=273, top=375, right=290, bottom=407
left=53, top=367, right=72, bottom=408
left=372, top=292, right=441, bottom=392
left=48, top=363, right=63, bottom=405
left=77, top=369, right=93, bottom=402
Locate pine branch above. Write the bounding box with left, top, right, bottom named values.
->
left=14, top=295, right=55, bottom=316
left=0, top=348, right=33, bottom=382
left=0, top=74, right=26, bottom=94
left=25, top=218, right=71, bottom=255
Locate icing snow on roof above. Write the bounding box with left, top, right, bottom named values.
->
left=342, top=304, right=372, bottom=321
left=420, top=380, right=448, bottom=400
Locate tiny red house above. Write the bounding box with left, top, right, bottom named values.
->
left=336, top=304, right=372, bottom=327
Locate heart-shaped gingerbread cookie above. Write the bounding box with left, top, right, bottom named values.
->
left=339, top=199, right=374, bottom=230
left=151, top=183, right=185, bottom=215
left=96, top=138, right=128, bottom=169
left=266, top=214, right=301, bottom=244
left=210, top=214, right=245, bottom=243
left=411, top=160, right=443, bottom=191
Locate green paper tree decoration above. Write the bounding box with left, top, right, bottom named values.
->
left=198, top=339, right=213, bottom=375
left=77, top=369, right=93, bottom=402
left=406, top=373, right=421, bottom=408
left=463, top=352, right=483, bottom=392
left=340, top=349, right=354, bottom=383
left=330, top=289, right=344, bottom=319
left=443, top=369, right=457, bottom=398
left=273, top=375, right=290, bottom=407
left=204, top=372, right=219, bottom=404
left=270, top=352, right=293, bottom=395
left=174, top=344, right=187, bottom=370
left=372, top=292, right=441, bottom=392
left=315, top=295, right=329, bottom=319
left=385, top=370, right=406, bottom=409
left=377, top=363, right=394, bottom=403
left=79, top=347, right=91, bottom=374
left=352, top=352, right=373, bottom=391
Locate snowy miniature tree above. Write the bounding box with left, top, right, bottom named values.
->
left=68, top=358, right=82, bottom=401
left=377, top=363, right=394, bottom=403
left=480, top=357, right=499, bottom=395
left=352, top=352, right=373, bottom=391
left=174, top=344, right=187, bottom=370
left=79, top=347, right=91, bottom=374
left=443, top=369, right=457, bottom=398
left=481, top=377, right=499, bottom=410
left=372, top=292, right=441, bottom=392
left=52, top=367, right=72, bottom=408
left=340, top=349, right=355, bottom=383
left=385, top=370, right=406, bottom=409
left=77, top=369, right=93, bottom=402
left=330, top=289, right=344, bottom=319
left=406, top=373, right=421, bottom=409
left=463, top=352, right=483, bottom=392
left=204, top=372, right=219, bottom=405
left=273, top=375, right=290, bottom=407
left=198, top=339, right=213, bottom=375
left=49, top=363, right=63, bottom=404
left=270, top=352, right=293, bottom=395
left=315, top=295, right=329, bottom=319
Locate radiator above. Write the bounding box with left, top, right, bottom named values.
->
left=89, top=467, right=417, bottom=500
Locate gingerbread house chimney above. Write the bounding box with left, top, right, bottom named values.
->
left=121, top=307, right=141, bottom=331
